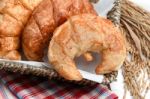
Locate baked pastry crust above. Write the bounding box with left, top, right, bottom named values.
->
left=48, top=14, right=126, bottom=81
left=0, top=0, right=43, bottom=60
left=22, top=0, right=97, bottom=61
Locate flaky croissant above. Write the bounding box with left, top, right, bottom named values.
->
left=48, top=14, right=126, bottom=81
left=22, top=0, right=97, bottom=61
left=0, top=0, right=43, bottom=60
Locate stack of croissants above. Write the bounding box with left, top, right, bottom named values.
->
left=0, top=0, right=126, bottom=81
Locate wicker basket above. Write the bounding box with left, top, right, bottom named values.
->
left=0, top=0, right=121, bottom=85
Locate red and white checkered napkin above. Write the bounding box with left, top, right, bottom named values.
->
left=0, top=71, right=118, bottom=99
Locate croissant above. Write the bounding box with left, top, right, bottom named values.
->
left=48, top=14, right=126, bottom=81
left=0, top=0, right=43, bottom=60
left=22, top=0, right=97, bottom=61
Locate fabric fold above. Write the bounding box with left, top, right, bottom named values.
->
left=0, top=71, right=118, bottom=99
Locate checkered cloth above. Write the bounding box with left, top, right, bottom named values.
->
left=0, top=71, right=118, bottom=99
left=0, top=84, right=6, bottom=99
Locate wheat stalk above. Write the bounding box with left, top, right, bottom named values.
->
left=120, top=0, right=150, bottom=98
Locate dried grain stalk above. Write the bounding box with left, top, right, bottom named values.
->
left=120, top=0, right=150, bottom=98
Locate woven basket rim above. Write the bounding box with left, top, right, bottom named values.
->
left=0, top=0, right=121, bottom=85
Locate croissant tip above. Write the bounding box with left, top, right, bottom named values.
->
left=65, top=73, right=83, bottom=81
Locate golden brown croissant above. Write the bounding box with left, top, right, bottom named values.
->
left=22, top=0, right=97, bottom=61
left=0, top=0, right=43, bottom=60
left=48, top=14, right=126, bottom=81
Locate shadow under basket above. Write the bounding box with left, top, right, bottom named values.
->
left=0, top=0, right=121, bottom=86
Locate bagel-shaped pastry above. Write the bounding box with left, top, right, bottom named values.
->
left=48, top=14, right=126, bottom=81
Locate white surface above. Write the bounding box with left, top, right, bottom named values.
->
left=93, top=0, right=115, bottom=17
left=130, top=0, right=150, bottom=11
